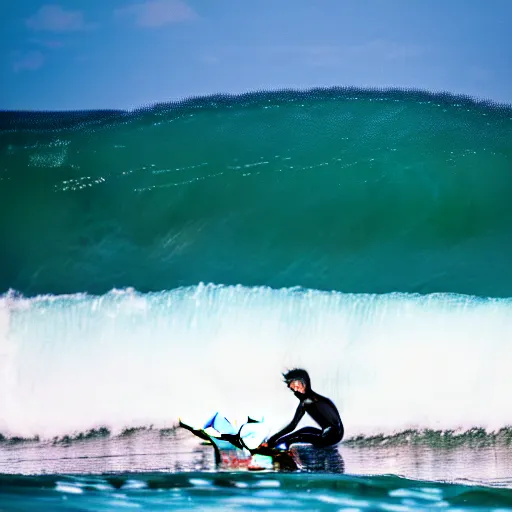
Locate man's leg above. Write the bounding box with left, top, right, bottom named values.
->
left=273, top=427, right=325, bottom=449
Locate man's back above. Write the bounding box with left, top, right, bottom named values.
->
left=303, top=391, right=343, bottom=431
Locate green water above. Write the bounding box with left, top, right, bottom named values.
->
left=1, top=472, right=512, bottom=511
left=1, top=88, right=511, bottom=296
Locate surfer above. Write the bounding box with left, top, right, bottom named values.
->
left=260, top=368, right=344, bottom=450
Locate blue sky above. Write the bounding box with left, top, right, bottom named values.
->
left=1, top=0, right=511, bottom=110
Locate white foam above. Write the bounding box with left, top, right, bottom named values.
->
left=1, top=284, right=511, bottom=439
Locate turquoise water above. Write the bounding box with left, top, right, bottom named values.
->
left=2, top=472, right=512, bottom=512
left=1, top=88, right=511, bottom=297
left=1, top=87, right=512, bottom=510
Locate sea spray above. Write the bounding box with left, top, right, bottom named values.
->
left=1, top=284, right=511, bottom=439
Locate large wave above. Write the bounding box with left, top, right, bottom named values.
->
left=1, top=88, right=511, bottom=297
left=1, top=284, right=511, bottom=440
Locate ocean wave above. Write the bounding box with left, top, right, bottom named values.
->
left=1, top=284, right=511, bottom=439
left=1, top=87, right=511, bottom=297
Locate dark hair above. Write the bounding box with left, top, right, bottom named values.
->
left=282, top=368, right=311, bottom=389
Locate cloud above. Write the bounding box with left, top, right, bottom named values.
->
left=200, top=54, right=220, bottom=65
left=26, top=5, right=97, bottom=32
left=13, top=51, right=45, bottom=72
left=115, top=0, right=196, bottom=27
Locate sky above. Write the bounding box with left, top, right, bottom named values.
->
left=1, top=0, right=511, bottom=111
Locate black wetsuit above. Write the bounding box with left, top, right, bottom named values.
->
left=266, top=388, right=344, bottom=449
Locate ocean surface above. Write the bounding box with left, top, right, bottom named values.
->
left=1, top=87, right=512, bottom=510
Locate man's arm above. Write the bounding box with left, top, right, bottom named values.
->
left=265, top=402, right=305, bottom=448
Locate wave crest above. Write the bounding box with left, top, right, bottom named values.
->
left=1, top=284, right=511, bottom=439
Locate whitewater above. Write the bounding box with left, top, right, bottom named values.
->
left=1, top=87, right=512, bottom=447
left=1, top=284, right=511, bottom=440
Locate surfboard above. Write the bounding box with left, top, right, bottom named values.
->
left=179, top=417, right=298, bottom=471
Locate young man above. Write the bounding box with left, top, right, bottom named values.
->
left=261, top=368, right=344, bottom=450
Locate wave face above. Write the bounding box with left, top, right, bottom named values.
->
left=1, top=285, right=511, bottom=439
left=1, top=88, right=511, bottom=297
